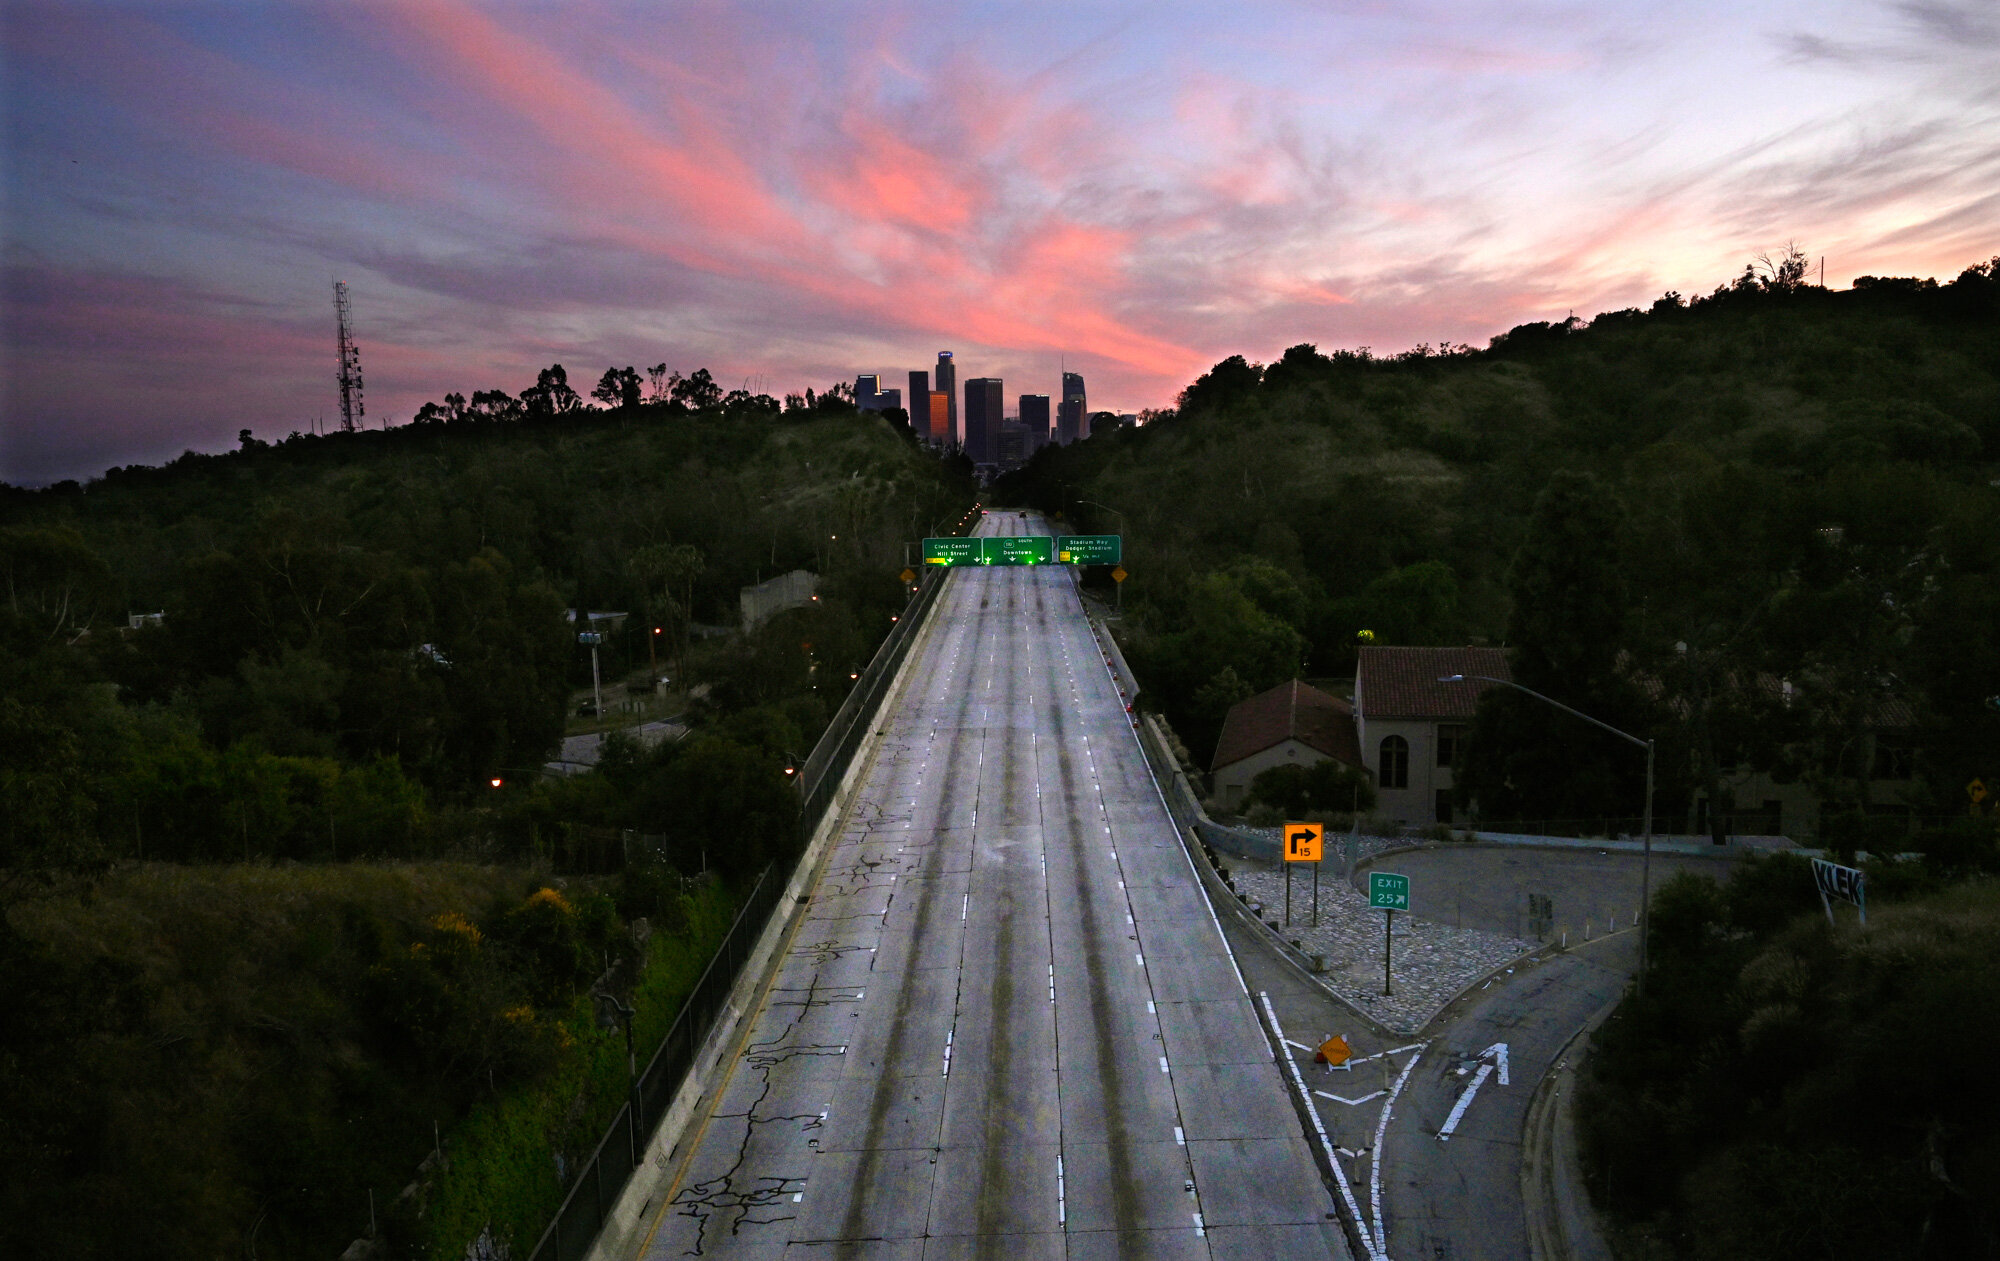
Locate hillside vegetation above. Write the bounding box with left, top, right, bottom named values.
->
left=1, top=859, right=739, bottom=1259
left=3, top=395, right=974, bottom=877
left=1579, top=858, right=2000, bottom=1258
left=999, top=256, right=2000, bottom=837
left=0, top=390, right=973, bottom=1258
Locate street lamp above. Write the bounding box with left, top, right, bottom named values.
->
left=578, top=629, right=604, bottom=720
left=1439, top=673, right=1657, bottom=993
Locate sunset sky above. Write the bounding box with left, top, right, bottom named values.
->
left=3, top=0, right=1995, bottom=483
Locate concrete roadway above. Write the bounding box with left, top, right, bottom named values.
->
left=632, top=511, right=1348, bottom=1260
left=1230, top=867, right=1648, bottom=1261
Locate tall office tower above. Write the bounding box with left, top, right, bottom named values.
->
left=1018, top=394, right=1051, bottom=450
left=1057, top=371, right=1087, bottom=444
left=964, top=377, right=1003, bottom=465
left=855, top=373, right=881, bottom=411
left=997, top=423, right=1026, bottom=467
left=877, top=387, right=901, bottom=414
left=908, top=369, right=929, bottom=423
left=934, top=351, right=957, bottom=445
left=928, top=391, right=951, bottom=445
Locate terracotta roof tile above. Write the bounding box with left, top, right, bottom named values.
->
left=1356, top=646, right=1512, bottom=720
left=1211, top=679, right=1362, bottom=772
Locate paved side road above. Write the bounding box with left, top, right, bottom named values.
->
left=1214, top=858, right=1637, bottom=1261
left=623, top=512, right=1347, bottom=1260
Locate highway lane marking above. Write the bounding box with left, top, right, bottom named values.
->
left=1315, top=1088, right=1389, bottom=1107
left=1261, top=991, right=1378, bottom=1261
left=1371, top=1042, right=1426, bottom=1258
left=1436, top=1064, right=1493, bottom=1141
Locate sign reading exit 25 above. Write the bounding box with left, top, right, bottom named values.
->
left=1369, top=872, right=1410, bottom=910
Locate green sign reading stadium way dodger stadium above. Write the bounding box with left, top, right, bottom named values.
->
left=921, top=536, right=1056, bottom=566
left=1056, top=535, right=1122, bottom=565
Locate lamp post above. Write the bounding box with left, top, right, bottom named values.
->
left=578, top=629, right=604, bottom=720
left=1439, top=673, right=1657, bottom=993
left=1077, top=499, right=1126, bottom=613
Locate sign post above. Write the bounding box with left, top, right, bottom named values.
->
left=1810, top=857, right=1866, bottom=927
left=1284, top=823, right=1322, bottom=927
left=1369, top=872, right=1411, bottom=995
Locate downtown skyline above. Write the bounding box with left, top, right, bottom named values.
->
left=4, top=1, right=1996, bottom=483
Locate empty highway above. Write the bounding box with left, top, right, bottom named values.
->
left=630, top=511, right=1348, bottom=1259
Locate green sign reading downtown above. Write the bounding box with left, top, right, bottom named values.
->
left=1368, top=872, right=1411, bottom=910
left=921, top=536, right=1056, bottom=566
left=1056, top=535, right=1123, bottom=565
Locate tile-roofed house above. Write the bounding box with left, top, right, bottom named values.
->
left=1209, top=679, right=1363, bottom=811
left=1353, top=646, right=1512, bottom=826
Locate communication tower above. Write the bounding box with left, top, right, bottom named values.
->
left=333, top=280, right=365, bottom=432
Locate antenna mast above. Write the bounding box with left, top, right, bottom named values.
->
left=333, top=280, right=365, bottom=432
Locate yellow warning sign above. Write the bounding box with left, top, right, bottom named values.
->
left=1111, top=565, right=1128, bottom=583
left=1969, top=778, right=1988, bottom=804
left=1314, top=1035, right=1351, bottom=1067
left=1284, top=822, right=1323, bottom=862
left=898, top=568, right=916, bottom=584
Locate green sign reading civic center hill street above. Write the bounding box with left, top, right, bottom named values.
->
left=1056, top=535, right=1122, bottom=565
left=922, top=537, right=980, bottom=565
left=921, top=536, right=1056, bottom=566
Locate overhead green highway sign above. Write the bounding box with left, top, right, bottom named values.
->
left=986, top=536, right=1053, bottom=565
left=1056, top=534, right=1122, bottom=564
left=920, top=536, right=1056, bottom=565
left=922, top=537, right=979, bottom=565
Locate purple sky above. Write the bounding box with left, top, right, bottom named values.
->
left=3, top=1, right=1995, bottom=484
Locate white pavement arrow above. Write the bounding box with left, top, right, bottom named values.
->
left=1436, top=1042, right=1509, bottom=1141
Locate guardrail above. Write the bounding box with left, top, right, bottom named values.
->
left=527, top=566, right=950, bottom=1261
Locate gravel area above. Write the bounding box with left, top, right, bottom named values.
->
left=1217, top=850, right=1537, bottom=1035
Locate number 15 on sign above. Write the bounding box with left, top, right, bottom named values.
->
left=1284, top=823, right=1322, bottom=928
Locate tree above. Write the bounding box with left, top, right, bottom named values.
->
left=0, top=698, right=106, bottom=910
left=646, top=363, right=669, bottom=403
left=466, top=388, right=523, bottom=423
left=1246, top=757, right=1376, bottom=818
left=1459, top=471, right=1648, bottom=825
left=631, top=542, right=705, bottom=682
left=0, top=525, right=113, bottom=646
left=592, top=366, right=642, bottom=411
left=520, top=365, right=582, bottom=418
left=668, top=368, right=721, bottom=411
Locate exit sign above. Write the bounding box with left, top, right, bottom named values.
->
left=1368, top=872, right=1410, bottom=910
left=920, top=536, right=1054, bottom=565
left=1056, top=534, right=1122, bottom=565
left=922, top=537, right=979, bottom=565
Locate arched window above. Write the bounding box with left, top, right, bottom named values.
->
left=1379, top=735, right=1409, bottom=790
